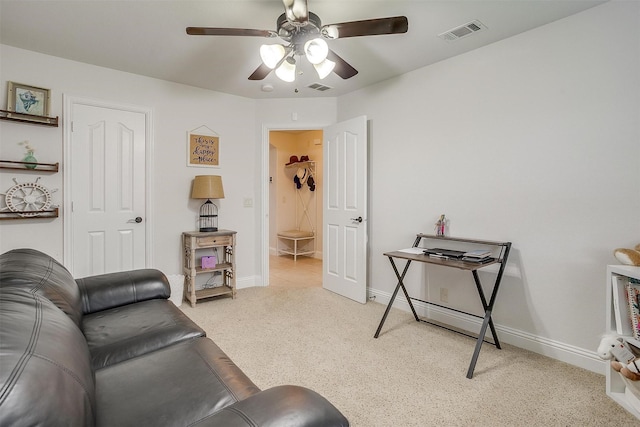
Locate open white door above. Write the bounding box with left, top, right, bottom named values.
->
left=323, top=116, right=367, bottom=303
left=69, top=103, right=147, bottom=277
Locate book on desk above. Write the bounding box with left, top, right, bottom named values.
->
left=422, top=247, right=494, bottom=263
left=423, top=248, right=465, bottom=259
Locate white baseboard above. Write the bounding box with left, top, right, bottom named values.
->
left=367, top=287, right=605, bottom=375
left=237, top=275, right=262, bottom=289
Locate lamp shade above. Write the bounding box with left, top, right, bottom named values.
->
left=191, top=175, right=224, bottom=200
left=314, top=58, right=336, bottom=79
left=275, top=57, right=296, bottom=82
left=304, top=38, right=329, bottom=65
left=260, top=44, right=286, bottom=69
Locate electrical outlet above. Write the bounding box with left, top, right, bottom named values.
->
left=440, top=288, right=449, bottom=303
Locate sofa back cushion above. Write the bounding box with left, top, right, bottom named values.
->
left=0, top=287, right=96, bottom=427
left=0, top=248, right=83, bottom=326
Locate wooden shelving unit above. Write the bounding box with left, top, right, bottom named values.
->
left=0, top=160, right=59, bottom=172
left=0, top=109, right=59, bottom=127
left=182, top=230, right=237, bottom=307
left=0, top=107, right=60, bottom=220
left=0, top=207, right=59, bottom=220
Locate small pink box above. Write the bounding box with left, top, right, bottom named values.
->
left=201, top=256, right=216, bottom=269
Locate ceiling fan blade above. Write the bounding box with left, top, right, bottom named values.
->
left=326, top=50, right=358, bottom=80
left=248, top=63, right=273, bottom=80
left=186, top=27, right=277, bottom=38
left=322, top=16, right=408, bottom=39
left=282, top=0, right=308, bottom=23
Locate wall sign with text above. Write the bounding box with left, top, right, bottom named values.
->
left=188, top=128, right=219, bottom=167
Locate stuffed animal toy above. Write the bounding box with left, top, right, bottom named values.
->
left=598, top=335, right=640, bottom=381
left=614, top=244, right=640, bottom=266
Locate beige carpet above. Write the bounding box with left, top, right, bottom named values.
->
left=180, top=287, right=638, bottom=426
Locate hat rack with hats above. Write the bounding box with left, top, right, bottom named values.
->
left=285, top=154, right=311, bottom=166
left=285, top=155, right=316, bottom=192
left=278, top=156, right=317, bottom=261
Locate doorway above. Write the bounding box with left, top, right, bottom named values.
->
left=261, top=117, right=368, bottom=301
left=268, top=130, right=323, bottom=287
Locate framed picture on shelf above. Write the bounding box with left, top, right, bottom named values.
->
left=187, top=126, right=219, bottom=167
left=6, top=82, right=51, bottom=117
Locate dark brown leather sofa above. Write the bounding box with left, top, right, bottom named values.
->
left=0, top=248, right=348, bottom=427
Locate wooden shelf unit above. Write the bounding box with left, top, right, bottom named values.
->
left=0, top=160, right=59, bottom=172
left=0, top=109, right=59, bottom=127
left=0, top=208, right=59, bottom=220
left=182, top=230, right=237, bottom=307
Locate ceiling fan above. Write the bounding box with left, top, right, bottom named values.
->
left=186, top=0, right=408, bottom=82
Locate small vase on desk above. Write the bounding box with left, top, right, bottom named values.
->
left=23, top=151, right=37, bottom=169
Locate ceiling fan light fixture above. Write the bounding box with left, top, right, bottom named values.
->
left=260, top=44, right=286, bottom=69
left=275, top=57, right=296, bottom=82
left=304, top=38, right=329, bottom=64
left=321, top=25, right=339, bottom=40
left=314, top=58, right=335, bottom=79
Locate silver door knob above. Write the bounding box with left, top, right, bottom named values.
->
left=128, top=216, right=143, bottom=223
left=350, top=216, right=363, bottom=223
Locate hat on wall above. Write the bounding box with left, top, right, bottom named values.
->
left=299, top=155, right=310, bottom=162
left=286, top=155, right=300, bottom=165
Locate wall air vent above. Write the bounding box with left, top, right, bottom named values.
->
left=438, top=20, right=487, bottom=42
left=308, top=83, right=333, bottom=92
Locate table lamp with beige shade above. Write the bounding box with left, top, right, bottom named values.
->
left=191, top=175, right=224, bottom=232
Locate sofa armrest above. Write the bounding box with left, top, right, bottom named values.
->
left=193, top=385, right=349, bottom=427
left=76, top=269, right=170, bottom=314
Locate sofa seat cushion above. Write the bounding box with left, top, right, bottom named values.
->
left=95, top=337, right=260, bottom=427
left=82, top=299, right=205, bottom=369
left=0, top=288, right=96, bottom=427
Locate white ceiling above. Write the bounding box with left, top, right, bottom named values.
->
left=0, top=0, right=606, bottom=99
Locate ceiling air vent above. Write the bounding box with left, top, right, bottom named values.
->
left=438, top=20, right=486, bottom=42
left=308, top=83, right=332, bottom=92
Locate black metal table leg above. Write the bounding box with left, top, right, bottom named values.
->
left=374, top=257, right=415, bottom=338
left=467, top=308, right=494, bottom=379
left=466, top=245, right=511, bottom=378
left=471, top=270, right=501, bottom=348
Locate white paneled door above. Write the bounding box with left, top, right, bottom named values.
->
left=323, top=116, right=368, bottom=303
left=70, top=103, right=147, bottom=277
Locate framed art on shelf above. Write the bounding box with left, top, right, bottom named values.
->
left=187, top=126, right=219, bottom=167
left=6, top=82, right=51, bottom=117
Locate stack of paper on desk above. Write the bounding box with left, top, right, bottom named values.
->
left=397, top=248, right=425, bottom=254
left=463, top=249, right=492, bottom=258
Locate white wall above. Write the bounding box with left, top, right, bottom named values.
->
left=338, top=1, right=640, bottom=371
left=0, top=45, right=258, bottom=285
